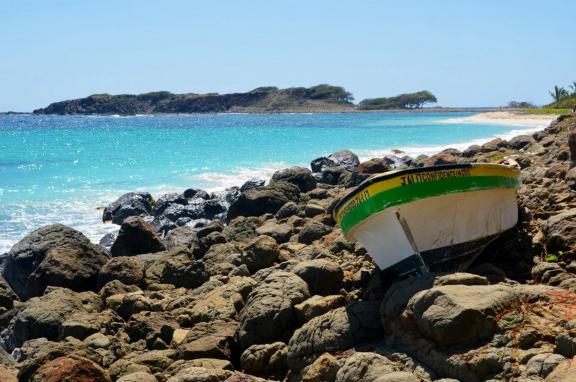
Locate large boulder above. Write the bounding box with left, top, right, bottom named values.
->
left=240, top=342, right=288, bottom=376
left=357, top=158, right=391, bottom=174
left=544, top=209, right=576, bottom=252
left=98, top=256, right=145, bottom=288
left=144, top=248, right=209, bottom=289
left=292, top=259, right=344, bottom=296
left=0, top=276, right=17, bottom=311
left=238, top=271, right=310, bottom=349
left=405, top=284, right=520, bottom=346
left=110, top=216, right=166, bottom=257
left=102, top=192, right=153, bottom=225
left=298, top=221, right=332, bottom=244
left=546, top=356, right=576, bottom=381
left=241, top=236, right=280, bottom=274
left=334, top=352, right=413, bottom=382
left=287, top=301, right=382, bottom=370
left=30, top=354, right=112, bottom=382
left=152, top=192, right=188, bottom=216
left=270, top=167, right=317, bottom=193
left=227, top=184, right=297, bottom=220
left=7, top=288, right=102, bottom=349
left=327, top=150, right=360, bottom=172
left=2, top=224, right=109, bottom=300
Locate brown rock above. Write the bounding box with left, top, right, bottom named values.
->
left=30, top=355, right=111, bottom=382
left=545, top=356, right=576, bottom=381
left=357, top=158, right=391, bottom=174
left=110, top=216, right=165, bottom=257
left=0, top=365, right=17, bottom=382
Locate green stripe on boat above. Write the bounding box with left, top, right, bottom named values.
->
left=339, top=175, right=520, bottom=234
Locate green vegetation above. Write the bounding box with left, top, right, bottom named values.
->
left=524, top=108, right=571, bottom=115
left=546, top=81, right=576, bottom=109
left=358, top=90, right=437, bottom=110
left=306, top=84, right=354, bottom=103
left=136, top=91, right=174, bottom=102
left=507, top=101, right=535, bottom=108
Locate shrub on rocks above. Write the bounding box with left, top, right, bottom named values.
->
left=102, top=191, right=153, bottom=225
left=110, top=216, right=166, bottom=257
left=239, top=271, right=310, bottom=349
left=2, top=224, right=109, bottom=300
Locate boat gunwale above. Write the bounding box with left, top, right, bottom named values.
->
left=332, top=163, right=520, bottom=229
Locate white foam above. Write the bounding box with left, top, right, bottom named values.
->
left=191, top=162, right=292, bottom=191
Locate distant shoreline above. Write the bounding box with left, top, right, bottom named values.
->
left=0, top=107, right=531, bottom=115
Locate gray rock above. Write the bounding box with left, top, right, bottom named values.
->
left=298, top=221, right=332, bottom=244
left=334, top=352, right=398, bottom=382
left=239, top=271, right=309, bottom=349
left=144, top=248, right=209, bottom=289
left=406, top=284, right=520, bottom=346
left=270, top=166, right=317, bottom=193
left=241, top=235, right=280, bottom=273
left=544, top=209, right=576, bottom=252
left=98, top=256, right=145, bottom=288
left=275, top=202, right=300, bottom=220
left=328, top=150, right=360, bottom=172
left=287, top=301, right=382, bottom=370
left=292, top=259, right=344, bottom=296
left=118, top=372, right=158, bottom=382
left=240, top=342, right=288, bottom=376
left=111, top=216, right=166, bottom=257
left=526, top=353, right=565, bottom=378
left=255, top=221, right=293, bottom=244
left=103, top=191, right=153, bottom=224
left=2, top=224, right=109, bottom=300
left=164, top=226, right=198, bottom=250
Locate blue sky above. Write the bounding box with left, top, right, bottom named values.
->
left=0, top=0, right=574, bottom=111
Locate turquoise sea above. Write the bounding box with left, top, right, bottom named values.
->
left=0, top=112, right=545, bottom=252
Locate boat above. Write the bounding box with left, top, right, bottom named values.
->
left=333, top=163, right=521, bottom=278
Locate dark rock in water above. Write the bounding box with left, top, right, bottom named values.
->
left=26, top=242, right=109, bottom=297
left=270, top=167, right=317, bottom=192
left=98, top=231, right=118, bottom=254
left=2, top=224, right=108, bottom=300
left=317, top=166, right=348, bottom=185
left=239, top=271, right=310, bottom=349
left=98, top=256, right=145, bottom=288
left=310, top=156, right=337, bottom=173
left=183, top=188, right=210, bottom=200
left=327, top=150, right=360, bottom=172
left=102, top=192, right=153, bottom=225
left=241, top=179, right=266, bottom=192
left=152, top=192, right=188, bottom=216
left=357, top=158, right=391, bottom=174
left=110, top=216, right=166, bottom=257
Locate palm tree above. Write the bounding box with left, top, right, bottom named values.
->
left=550, top=85, right=569, bottom=102
left=570, top=82, right=576, bottom=96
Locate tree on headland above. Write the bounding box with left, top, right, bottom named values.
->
left=549, top=85, right=569, bottom=102
left=358, top=90, right=437, bottom=110
left=507, top=101, right=535, bottom=108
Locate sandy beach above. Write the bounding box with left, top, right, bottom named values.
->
left=444, top=110, right=558, bottom=127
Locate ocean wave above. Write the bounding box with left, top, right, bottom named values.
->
left=354, top=125, right=544, bottom=161
left=190, top=162, right=292, bottom=191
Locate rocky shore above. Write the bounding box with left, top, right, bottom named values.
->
left=1, top=113, right=576, bottom=381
